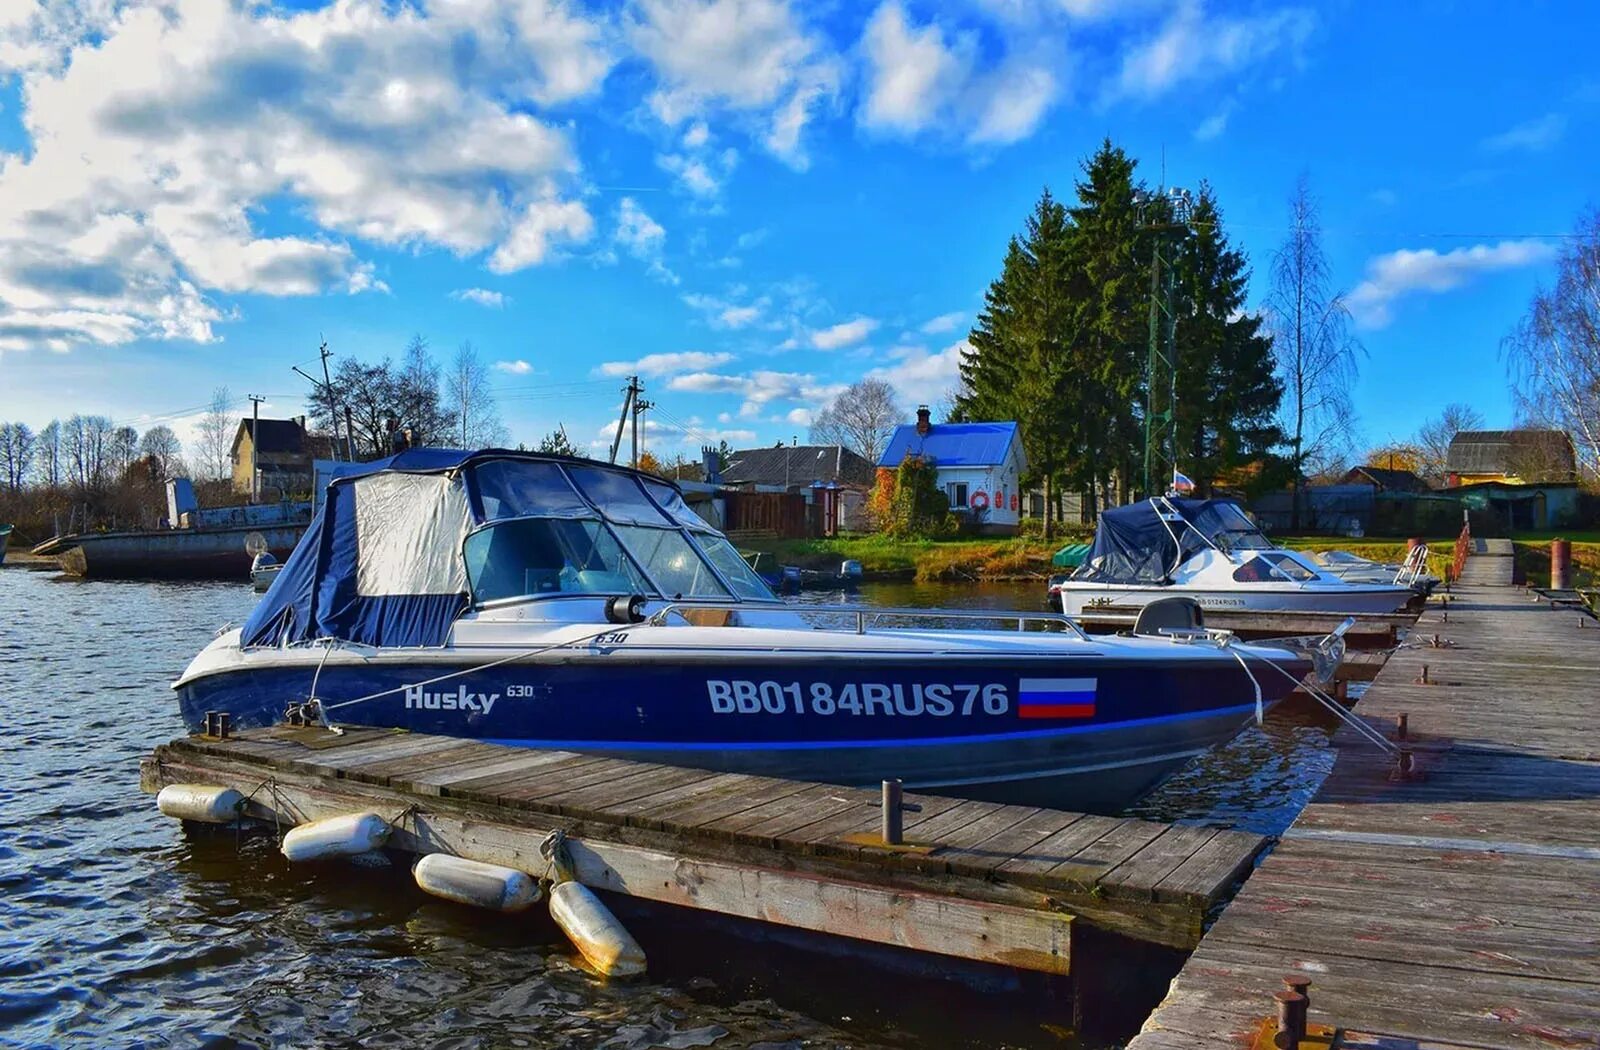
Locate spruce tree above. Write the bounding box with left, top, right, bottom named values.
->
left=1173, top=186, right=1282, bottom=493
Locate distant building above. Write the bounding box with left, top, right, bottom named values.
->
left=721, top=444, right=876, bottom=493
left=1445, top=429, right=1577, bottom=486
left=1338, top=465, right=1431, bottom=494
left=231, top=417, right=317, bottom=498
left=721, top=443, right=877, bottom=534
left=878, top=407, right=1027, bottom=535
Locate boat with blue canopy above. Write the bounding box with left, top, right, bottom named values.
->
left=174, top=450, right=1326, bottom=811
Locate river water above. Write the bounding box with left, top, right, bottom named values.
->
left=0, top=569, right=1340, bottom=1049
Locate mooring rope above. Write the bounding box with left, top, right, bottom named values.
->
left=313, top=624, right=636, bottom=716
left=1245, top=648, right=1399, bottom=754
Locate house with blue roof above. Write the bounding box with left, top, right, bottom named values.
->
left=877, top=407, right=1028, bottom=535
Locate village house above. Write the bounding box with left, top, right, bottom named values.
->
left=721, top=443, right=876, bottom=534
left=878, top=407, right=1027, bottom=535
left=1444, top=429, right=1578, bottom=486
left=230, top=417, right=317, bottom=500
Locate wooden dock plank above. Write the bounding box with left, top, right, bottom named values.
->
left=1127, top=569, right=1600, bottom=1049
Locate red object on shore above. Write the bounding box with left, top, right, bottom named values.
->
left=1552, top=538, right=1572, bottom=590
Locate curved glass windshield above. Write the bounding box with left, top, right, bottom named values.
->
left=694, top=535, right=775, bottom=599
left=464, top=518, right=652, bottom=603
left=1233, top=551, right=1318, bottom=583
left=473, top=459, right=590, bottom=520
left=567, top=466, right=672, bottom=525
left=1191, top=502, right=1273, bottom=552
left=611, top=524, right=730, bottom=599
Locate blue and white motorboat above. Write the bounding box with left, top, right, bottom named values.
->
left=173, top=450, right=1320, bottom=811
left=1051, top=497, right=1421, bottom=617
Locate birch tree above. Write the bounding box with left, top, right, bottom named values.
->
left=1504, top=208, right=1600, bottom=477
left=196, top=386, right=236, bottom=480
left=810, top=378, right=901, bottom=463
left=1267, top=177, right=1362, bottom=529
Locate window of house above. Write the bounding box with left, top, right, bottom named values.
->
left=950, top=482, right=968, bottom=508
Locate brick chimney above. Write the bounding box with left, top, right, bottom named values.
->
left=916, top=405, right=931, bottom=436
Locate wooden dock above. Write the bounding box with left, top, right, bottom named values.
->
left=140, top=728, right=1268, bottom=976
left=1127, top=539, right=1600, bottom=1049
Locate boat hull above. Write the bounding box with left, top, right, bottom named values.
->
left=175, top=652, right=1305, bottom=812
left=55, top=525, right=303, bottom=580
left=1053, top=583, right=1417, bottom=617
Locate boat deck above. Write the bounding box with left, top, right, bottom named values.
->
left=142, top=726, right=1270, bottom=967
left=1127, top=540, right=1600, bottom=1048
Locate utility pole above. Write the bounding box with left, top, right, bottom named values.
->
left=610, top=376, right=639, bottom=465
left=247, top=394, right=266, bottom=503
left=318, top=338, right=340, bottom=461
left=632, top=395, right=654, bottom=469
left=1135, top=186, right=1193, bottom=499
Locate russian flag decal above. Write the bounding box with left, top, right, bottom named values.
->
left=1017, top=678, right=1097, bottom=719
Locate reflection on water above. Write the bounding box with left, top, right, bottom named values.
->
left=0, top=570, right=1340, bottom=1048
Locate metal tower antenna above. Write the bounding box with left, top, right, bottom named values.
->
left=1135, top=186, right=1194, bottom=499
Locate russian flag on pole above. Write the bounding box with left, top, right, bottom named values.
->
left=1017, top=678, right=1098, bottom=719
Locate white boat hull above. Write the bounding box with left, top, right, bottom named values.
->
left=1054, top=582, right=1416, bottom=616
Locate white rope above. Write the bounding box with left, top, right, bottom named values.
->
left=317, top=624, right=633, bottom=713
left=1224, top=645, right=1266, bottom=726
left=1245, top=648, right=1399, bottom=754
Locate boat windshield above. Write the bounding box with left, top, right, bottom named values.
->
left=1188, top=502, right=1273, bottom=552
left=460, top=457, right=772, bottom=604
left=463, top=518, right=655, bottom=603
left=1232, top=551, right=1319, bottom=583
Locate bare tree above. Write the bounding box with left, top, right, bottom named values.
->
left=446, top=341, right=506, bottom=449
left=138, top=425, right=184, bottom=477
left=0, top=422, right=36, bottom=492
left=35, top=420, right=62, bottom=489
left=1415, top=402, right=1484, bottom=482
left=63, top=414, right=114, bottom=489
left=1267, top=176, right=1362, bottom=529
left=1504, top=208, right=1600, bottom=478
left=809, top=378, right=903, bottom=463
left=196, top=386, right=236, bottom=481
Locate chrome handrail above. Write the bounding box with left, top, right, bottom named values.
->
left=647, top=602, right=1093, bottom=642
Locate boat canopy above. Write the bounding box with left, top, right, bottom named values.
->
left=240, top=449, right=766, bottom=650
left=1071, top=497, right=1271, bottom=584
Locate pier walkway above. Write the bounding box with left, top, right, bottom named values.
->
left=142, top=727, right=1268, bottom=976
left=1128, top=540, right=1600, bottom=1048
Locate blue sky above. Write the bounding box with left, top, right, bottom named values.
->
left=0, top=0, right=1595, bottom=462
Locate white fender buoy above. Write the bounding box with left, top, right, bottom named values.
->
left=548, top=880, right=647, bottom=977
left=414, top=854, right=541, bottom=913
left=280, top=812, right=391, bottom=862
left=157, top=784, right=245, bottom=824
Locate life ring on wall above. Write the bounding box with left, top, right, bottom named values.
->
left=971, top=491, right=990, bottom=510
left=1009, top=494, right=1019, bottom=511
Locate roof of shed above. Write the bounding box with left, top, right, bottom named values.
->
left=1445, top=429, right=1576, bottom=476
left=721, top=444, right=876, bottom=488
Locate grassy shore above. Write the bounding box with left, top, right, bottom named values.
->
left=746, top=531, right=1600, bottom=588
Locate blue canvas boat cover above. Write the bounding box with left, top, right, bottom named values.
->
left=240, top=448, right=722, bottom=649
left=1071, top=497, right=1266, bottom=584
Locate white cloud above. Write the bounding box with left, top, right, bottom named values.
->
left=0, top=0, right=607, bottom=352
left=495, top=359, right=535, bottom=375
left=1194, top=103, right=1232, bottom=142
left=859, top=2, right=969, bottom=135
left=591, top=414, right=756, bottom=449
left=1347, top=240, right=1558, bottom=328
left=857, top=2, right=1057, bottom=147
left=1114, top=1, right=1314, bottom=101
left=598, top=351, right=734, bottom=376
left=785, top=407, right=814, bottom=426
left=668, top=368, right=844, bottom=417
left=451, top=288, right=507, bottom=308
left=490, top=199, right=597, bottom=273
left=1481, top=113, right=1566, bottom=153
left=736, top=227, right=770, bottom=250
left=682, top=290, right=768, bottom=329
left=626, top=0, right=840, bottom=169
left=810, top=316, right=879, bottom=350
left=656, top=147, right=739, bottom=199
left=919, top=311, right=964, bottom=334
left=867, top=340, right=968, bottom=406
left=612, top=196, right=677, bottom=284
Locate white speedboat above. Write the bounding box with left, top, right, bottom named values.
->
left=1311, top=547, right=1439, bottom=595
left=174, top=450, right=1321, bottom=812
left=1050, top=497, right=1419, bottom=617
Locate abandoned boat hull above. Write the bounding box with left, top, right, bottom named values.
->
left=53, top=524, right=304, bottom=580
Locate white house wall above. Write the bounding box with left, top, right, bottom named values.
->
left=935, top=462, right=1022, bottom=526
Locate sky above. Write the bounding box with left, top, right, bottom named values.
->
left=0, top=0, right=1595, bottom=462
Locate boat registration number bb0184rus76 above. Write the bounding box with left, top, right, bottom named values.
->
left=174, top=449, right=1322, bottom=812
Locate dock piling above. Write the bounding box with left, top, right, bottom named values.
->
left=878, top=778, right=920, bottom=845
